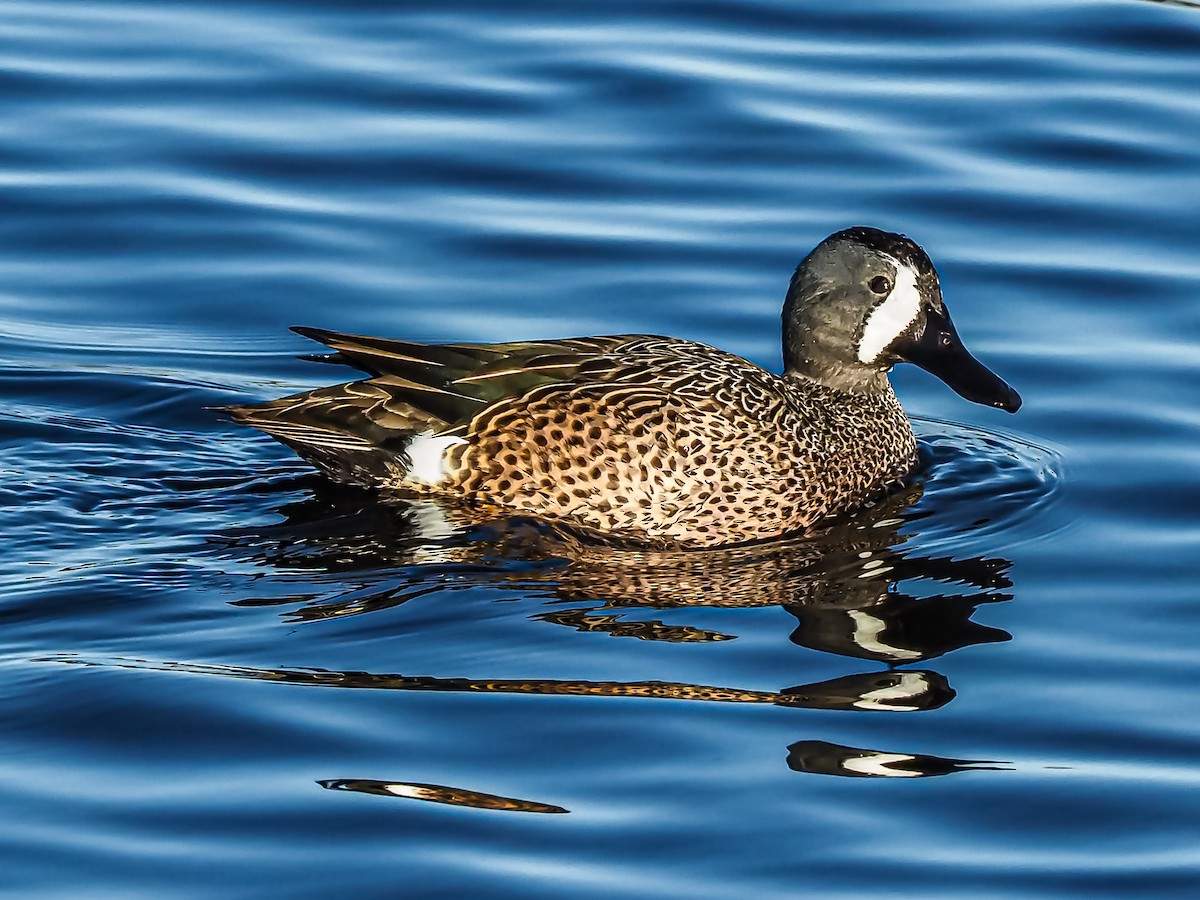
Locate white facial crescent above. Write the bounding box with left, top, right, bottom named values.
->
left=857, top=261, right=922, bottom=364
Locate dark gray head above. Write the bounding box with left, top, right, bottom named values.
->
left=783, top=226, right=1020, bottom=412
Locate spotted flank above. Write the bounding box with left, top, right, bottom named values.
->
left=225, top=227, right=1020, bottom=547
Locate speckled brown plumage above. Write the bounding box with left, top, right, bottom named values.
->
left=225, top=227, right=1019, bottom=548
left=448, top=337, right=916, bottom=545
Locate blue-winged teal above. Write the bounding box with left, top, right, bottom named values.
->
left=227, top=227, right=1020, bottom=547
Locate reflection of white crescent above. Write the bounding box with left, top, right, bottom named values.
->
left=848, top=609, right=923, bottom=661
left=852, top=671, right=930, bottom=711
left=842, top=752, right=922, bottom=778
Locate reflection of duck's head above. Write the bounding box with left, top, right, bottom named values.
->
left=786, top=739, right=1009, bottom=778
left=785, top=586, right=1011, bottom=664
left=779, top=670, right=955, bottom=712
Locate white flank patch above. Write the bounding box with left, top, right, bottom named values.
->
left=406, top=431, right=466, bottom=485
left=852, top=671, right=929, bottom=711
left=842, top=753, right=922, bottom=778
left=857, top=261, right=922, bottom=363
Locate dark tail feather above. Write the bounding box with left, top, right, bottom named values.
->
left=221, top=390, right=419, bottom=487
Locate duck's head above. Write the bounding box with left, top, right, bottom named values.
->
left=783, top=226, right=1021, bottom=413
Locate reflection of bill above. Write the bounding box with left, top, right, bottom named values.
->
left=787, top=740, right=1010, bottom=778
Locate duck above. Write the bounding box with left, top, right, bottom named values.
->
left=225, top=226, right=1020, bottom=548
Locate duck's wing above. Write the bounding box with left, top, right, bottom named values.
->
left=222, top=328, right=652, bottom=483
left=283, top=327, right=649, bottom=433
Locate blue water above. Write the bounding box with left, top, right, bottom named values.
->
left=2, top=1, right=1199, bottom=896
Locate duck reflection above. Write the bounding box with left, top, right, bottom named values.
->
left=217, top=477, right=1012, bottom=668
left=51, top=654, right=954, bottom=713
left=48, top=653, right=990, bottom=789
left=197, top=476, right=1018, bottom=782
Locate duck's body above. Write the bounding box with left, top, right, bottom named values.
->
left=227, top=227, right=1019, bottom=547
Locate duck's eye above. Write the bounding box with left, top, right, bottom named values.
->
left=869, top=275, right=892, bottom=295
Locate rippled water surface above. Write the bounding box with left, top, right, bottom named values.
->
left=3, top=1, right=1200, bottom=896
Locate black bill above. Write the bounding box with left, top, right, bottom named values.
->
left=892, top=306, right=1021, bottom=413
